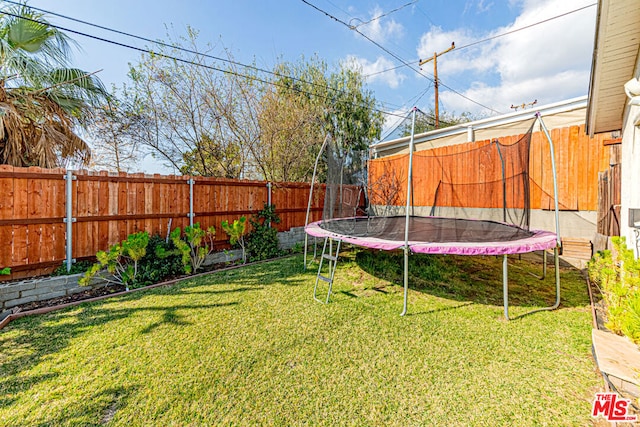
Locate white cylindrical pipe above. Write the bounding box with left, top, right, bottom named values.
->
left=401, top=107, right=417, bottom=316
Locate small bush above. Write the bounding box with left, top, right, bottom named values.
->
left=168, top=223, right=216, bottom=274
left=135, top=234, right=184, bottom=287
left=222, top=217, right=247, bottom=263
left=588, top=237, right=640, bottom=345
left=79, top=231, right=150, bottom=290
left=0, top=267, right=10, bottom=275
left=246, top=204, right=283, bottom=262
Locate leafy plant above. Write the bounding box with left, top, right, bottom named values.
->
left=221, top=216, right=248, bottom=263
left=168, top=223, right=216, bottom=274
left=588, top=237, right=640, bottom=345
left=135, top=234, right=185, bottom=286
left=0, top=267, right=10, bottom=275
left=246, top=204, right=283, bottom=262
left=79, top=231, right=150, bottom=290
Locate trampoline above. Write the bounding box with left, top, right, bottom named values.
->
left=305, top=216, right=557, bottom=255
left=304, top=109, right=562, bottom=320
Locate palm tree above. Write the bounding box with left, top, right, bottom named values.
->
left=0, top=2, right=108, bottom=167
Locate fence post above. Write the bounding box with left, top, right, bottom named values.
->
left=63, top=170, right=77, bottom=272
left=266, top=182, right=272, bottom=228
left=188, top=178, right=195, bottom=228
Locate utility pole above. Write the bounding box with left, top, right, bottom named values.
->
left=419, top=42, right=455, bottom=129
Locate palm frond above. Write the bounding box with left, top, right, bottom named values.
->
left=0, top=3, right=102, bottom=168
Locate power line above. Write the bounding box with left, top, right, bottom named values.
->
left=0, top=0, right=349, bottom=101
left=368, top=3, right=597, bottom=77
left=455, top=3, right=596, bottom=51
left=363, top=62, right=410, bottom=78
left=349, top=0, right=417, bottom=29
left=300, top=0, right=423, bottom=74
left=0, top=5, right=407, bottom=119
left=300, top=0, right=501, bottom=115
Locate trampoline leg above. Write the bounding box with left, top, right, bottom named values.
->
left=503, top=247, right=561, bottom=321
left=304, top=234, right=308, bottom=270
left=503, top=254, right=510, bottom=321
left=527, top=250, right=547, bottom=280
left=313, top=238, right=329, bottom=303
left=401, top=247, right=409, bottom=316
left=552, top=246, right=561, bottom=309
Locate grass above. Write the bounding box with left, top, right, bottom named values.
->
left=0, top=250, right=602, bottom=426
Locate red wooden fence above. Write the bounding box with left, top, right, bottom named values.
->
left=0, top=166, right=324, bottom=280
left=369, top=124, right=612, bottom=211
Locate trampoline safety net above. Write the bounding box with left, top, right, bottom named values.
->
left=319, top=113, right=537, bottom=243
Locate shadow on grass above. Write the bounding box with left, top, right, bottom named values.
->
left=404, top=301, right=475, bottom=317
left=176, top=286, right=264, bottom=295
left=26, top=385, right=138, bottom=427
left=0, top=300, right=237, bottom=401
left=176, top=259, right=311, bottom=290
left=351, top=248, right=590, bottom=310
left=0, top=256, right=311, bottom=401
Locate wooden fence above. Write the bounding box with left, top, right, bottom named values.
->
left=596, top=144, right=622, bottom=236
left=369, top=124, right=612, bottom=211
left=0, top=166, right=324, bottom=280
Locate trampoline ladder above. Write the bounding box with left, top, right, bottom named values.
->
left=313, top=237, right=341, bottom=304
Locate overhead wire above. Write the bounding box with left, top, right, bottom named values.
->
left=455, top=2, right=596, bottom=52
left=363, top=3, right=597, bottom=79
left=0, top=4, right=409, bottom=119
left=0, top=0, right=357, bottom=103
left=300, top=0, right=502, bottom=115
left=349, top=0, right=417, bottom=28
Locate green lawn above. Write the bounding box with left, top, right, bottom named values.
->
left=0, top=251, right=602, bottom=426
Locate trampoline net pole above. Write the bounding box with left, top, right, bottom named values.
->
left=536, top=113, right=562, bottom=247
left=401, top=107, right=417, bottom=316
left=304, top=134, right=330, bottom=269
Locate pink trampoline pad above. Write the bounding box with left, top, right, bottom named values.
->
left=305, top=216, right=558, bottom=256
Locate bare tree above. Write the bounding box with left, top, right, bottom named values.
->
left=87, top=86, right=140, bottom=172
left=126, top=28, right=260, bottom=178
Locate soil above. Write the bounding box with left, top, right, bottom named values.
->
left=5, top=260, right=244, bottom=315
left=9, top=284, right=127, bottom=313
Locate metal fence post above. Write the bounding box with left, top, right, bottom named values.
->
left=267, top=182, right=272, bottom=228
left=188, top=178, right=195, bottom=228
left=63, top=170, right=77, bottom=272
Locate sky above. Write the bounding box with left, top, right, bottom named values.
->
left=18, top=0, right=598, bottom=172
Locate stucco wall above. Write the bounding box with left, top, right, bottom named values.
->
left=620, top=96, right=640, bottom=257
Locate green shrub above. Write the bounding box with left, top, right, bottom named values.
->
left=221, top=216, right=247, bottom=263
left=168, top=223, right=216, bottom=274
left=135, top=234, right=184, bottom=286
left=588, top=237, right=640, bottom=345
left=246, top=204, right=283, bottom=262
left=0, top=267, right=10, bottom=275
left=79, top=231, right=150, bottom=290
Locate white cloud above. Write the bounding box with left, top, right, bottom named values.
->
left=415, top=0, right=597, bottom=116
left=345, top=55, right=406, bottom=89
left=357, top=6, right=405, bottom=44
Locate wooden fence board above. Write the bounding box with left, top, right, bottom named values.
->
left=369, top=125, right=611, bottom=212
left=0, top=125, right=613, bottom=280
